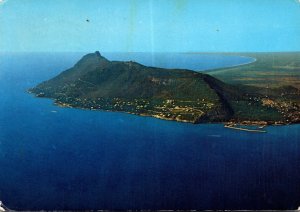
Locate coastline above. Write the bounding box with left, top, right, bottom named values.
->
left=224, top=56, right=257, bottom=69
left=52, top=100, right=197, bottom=124
left=182, top=52, right=257, bottom=72
left=27, top=91, right=298, bottom=134
left=204, top=56, right=257, bottom=72
left=52, top=100, right=297, bottom=133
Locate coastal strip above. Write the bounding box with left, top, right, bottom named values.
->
left=183, top=52, right=257, bottom=72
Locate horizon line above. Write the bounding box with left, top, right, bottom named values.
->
left=1, top=50, right=300, bottom=54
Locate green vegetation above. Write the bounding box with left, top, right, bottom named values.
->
left=29, top=51, right=300, bottom=125
left=230, top=101, right=282, bottom=122
left=207, top=52, right=300, bottom=124
left=208, top=52, right=300, bottom=89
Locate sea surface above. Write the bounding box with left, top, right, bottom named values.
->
left=0, top=52, right=299, bottom=210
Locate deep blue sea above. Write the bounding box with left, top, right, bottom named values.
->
left=0, top=52, right=299, bottom=210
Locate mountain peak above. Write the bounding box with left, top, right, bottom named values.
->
left=95, top=51, right=101, bottom=57
left=80, top=51, right=106, bottom=60
left=66, top=51, right=110, bottom=74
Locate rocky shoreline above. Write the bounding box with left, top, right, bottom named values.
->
left=28, top=91, right=299, bottom=134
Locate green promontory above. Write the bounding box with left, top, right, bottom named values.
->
left=29, top=51, right=300, bottom=125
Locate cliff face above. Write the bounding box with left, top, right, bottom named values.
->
left=30, top=51, right=295, bottom=124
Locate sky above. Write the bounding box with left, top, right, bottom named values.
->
left=0, top=0, right=300, bottom=52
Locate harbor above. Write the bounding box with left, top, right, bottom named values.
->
left=224, top=124, right=267, bottom=133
